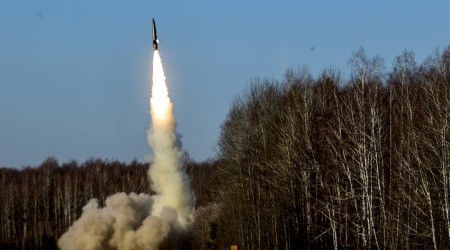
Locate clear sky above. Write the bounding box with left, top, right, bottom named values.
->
left=1, top=1, right=450, bottom=168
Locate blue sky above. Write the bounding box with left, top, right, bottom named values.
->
left=1, top=1, right=450, bottom=167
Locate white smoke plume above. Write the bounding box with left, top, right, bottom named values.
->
left=58, top=50, right=195, bottom=250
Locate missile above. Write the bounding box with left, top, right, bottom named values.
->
left=152, top=19, right=159, bottom=51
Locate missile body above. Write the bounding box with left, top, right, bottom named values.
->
left=152, top=19, right=159, bottom=51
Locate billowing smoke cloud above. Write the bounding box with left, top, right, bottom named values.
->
left=58, top=51, right=194, bottom=250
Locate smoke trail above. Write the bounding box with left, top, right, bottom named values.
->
left=58, top=51, right=194, bottom=250
left=147, top=50, right=194, bottom=227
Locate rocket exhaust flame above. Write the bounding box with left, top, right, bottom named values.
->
left=58, top=50, right=194, bottom=250
left=150, top=51, right=170, bottom=120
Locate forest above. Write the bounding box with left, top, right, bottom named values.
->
left=2, top=45, right=450, bottom=249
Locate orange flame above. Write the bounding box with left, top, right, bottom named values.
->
left=151, top=50, right=172, bottom=122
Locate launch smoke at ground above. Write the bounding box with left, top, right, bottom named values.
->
left=58, top=50, right=194, bottom=250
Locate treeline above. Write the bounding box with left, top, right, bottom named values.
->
left=0, top=157, right=152, bottom=249
left=188, top=46, right=450, bottom=249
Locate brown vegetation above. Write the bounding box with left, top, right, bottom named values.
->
left=0, top=158, right=152, bottom=249
left=188, top=46, right=450, bottom=249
